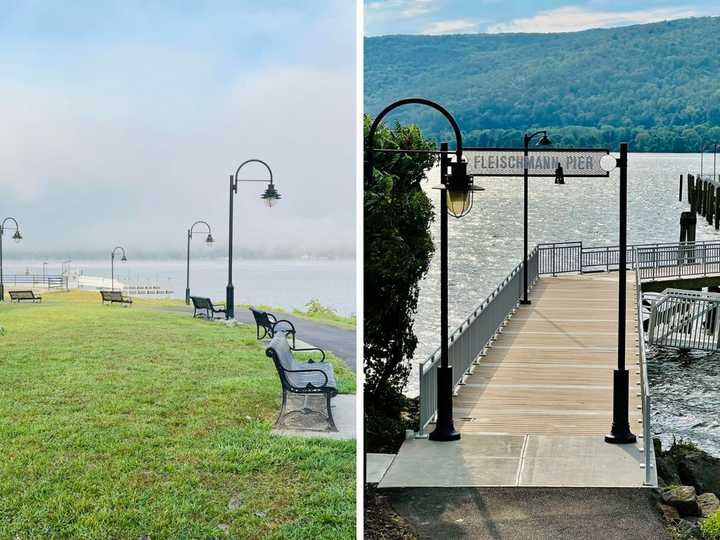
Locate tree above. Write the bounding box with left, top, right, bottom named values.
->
left=364, top=114, right=436, bottom=401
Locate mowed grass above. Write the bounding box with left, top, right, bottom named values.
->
left=0, top=291, right=356, bottom=539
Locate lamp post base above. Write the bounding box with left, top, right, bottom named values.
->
left=0, top=284, right=4, bottom=302
left=185, top=288, right=190, bottom=305
left=225, top=284, right=234, bottom=320
left=429, top=365, right=461, bottom=442
left=520, top=299, right=532, bottom=305
left=605, top=369, right=637, bottom=444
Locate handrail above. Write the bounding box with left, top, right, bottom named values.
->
left=537, top=240, right=720, bottom=280
left=417, top=246, right=539, bottom=434
left=635, top=261, right=656, bottom=486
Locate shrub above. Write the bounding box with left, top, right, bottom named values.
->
left=701, top=511, right=720, bottom=539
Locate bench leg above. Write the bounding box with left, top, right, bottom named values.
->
left=275, top=390, right=289, bottom=427
left=325, top=394, right=338, bottom=432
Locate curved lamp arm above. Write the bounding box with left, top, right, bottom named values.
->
left=365, top=97, right=463, bottom=185
left=233, top=159, right=274, bottom=192
left=0, top=216, right=21, bottom=235
left=189, top=220, right=212, bottom=238
left=111, top=246, right=127, bottom=260
left=524, top=130, right=548, bottom=146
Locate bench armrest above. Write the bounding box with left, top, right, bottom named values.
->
left=291, top=346, right=326, bottom=362
left=272, top=319, right=296, bottom=333
left=283, top=367, right=329, bottom=388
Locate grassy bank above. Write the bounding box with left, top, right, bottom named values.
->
left=0, top=291, right=355, bottom=538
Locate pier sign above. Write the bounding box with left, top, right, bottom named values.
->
left=464, top=148, right=610, bottom=177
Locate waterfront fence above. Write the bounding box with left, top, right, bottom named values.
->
left=418, top=247, right=539, bottom=434
left=0, top=274, right=65, bottom=290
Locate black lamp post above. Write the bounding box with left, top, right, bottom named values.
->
left=226, top=159, right=280, bottom=320
left=110, top=246, right=127, bottom=292
left=185, top=220, right=214, bottom=305
left=0, top=217, right=23, bottom=302
left=601, top=143, right=637, bottom=445
left=521, top=130, right=552, bottom=305
left=366, top=98, right=482, bottom=442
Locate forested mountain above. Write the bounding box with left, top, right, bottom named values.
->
left=365, top=17, right=720, bottom=152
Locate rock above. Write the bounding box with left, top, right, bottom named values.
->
left=674, top=518, right=704, bottom=539
left=677, top=450, right=720, bottom=496
left=661, top=485, right=701, bottom=517
left=657, top=454, right=681, bottom=486
left=228, top=496, right=242, bottom=511
left=217, top=523, right=230, bottom=533
left=697, top=492, right=720, bottom=517
left=653, top=438, right=663, bottom=456
left=657, top=503, right=680, bottom=521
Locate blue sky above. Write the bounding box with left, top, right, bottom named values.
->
left=0, top=1, right=355, bottom=258
left=365, top=0, right=720, bottom=35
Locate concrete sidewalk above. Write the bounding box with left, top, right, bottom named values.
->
left=379, top=433, right=652, bottom=488
left=384, top=487, right=670, bottom=540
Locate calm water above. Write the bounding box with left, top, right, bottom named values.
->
left=3, top=258, right=355, bottom=316
left=411, top=152, right=720, bottom=455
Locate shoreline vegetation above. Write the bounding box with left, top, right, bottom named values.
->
left=0, top=291, right=355, bottom=537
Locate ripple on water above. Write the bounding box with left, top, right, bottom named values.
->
left=648, top=347, right=720, bottom=457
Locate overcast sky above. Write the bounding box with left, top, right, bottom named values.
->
left=0, top=1, right=356, bottom=260
left=365, top=0, right=720, bottom=35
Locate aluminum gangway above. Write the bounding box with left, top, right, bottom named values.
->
left=647, top=288, right=720, bottom=351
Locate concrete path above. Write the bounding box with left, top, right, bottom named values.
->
left=384, top=487, right=670, bottom=540
left=367, top=453, right=396, bottom=483
left=272, top=394, right=356, bottom=440
left=139, top=304, right=356, bottom=370
left=379, top=433, right=647, bottom=488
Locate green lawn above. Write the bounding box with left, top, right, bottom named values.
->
left=0, top=291, right=356, bottom=539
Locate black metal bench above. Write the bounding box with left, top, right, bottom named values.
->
left=250, top=307, right=296, bottom=347
left=9, top=290, right=42, bottom=303
left=266, top=332, right=338, bottom=431
left=100, top=290, right=132, bottom=306
left=190, top=296, right=226, bottom=319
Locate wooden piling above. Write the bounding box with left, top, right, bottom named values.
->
left=708, top=184, right=715, bottom=225
left=679, top=174, right=684, bottom=202
left=689, top=174, right=695, bottom=211
left=715, top=186, right=719, bottom=230
left=680, top=211, right=697, bottom=243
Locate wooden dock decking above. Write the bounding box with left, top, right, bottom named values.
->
left=454, top=272, right=641, bottom=436
left=378, top=271, right=652, bottom=489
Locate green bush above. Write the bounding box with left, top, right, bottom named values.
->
left=701, top=511, right=720, bottom=539
left=364, top=113, right=436, bottom=400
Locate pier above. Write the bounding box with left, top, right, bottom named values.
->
left=375, top=240, right=720, bottom=489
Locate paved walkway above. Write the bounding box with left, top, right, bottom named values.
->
left=384, top=487, right=670, bottom=539
left=380, top=273, right=654, bottom=488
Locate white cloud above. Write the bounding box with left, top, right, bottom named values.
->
left=488, top=6, right=699, bottom=33
left=424, top=19, right=479, bottom=35
left=366, top=0, right=438, bottom=25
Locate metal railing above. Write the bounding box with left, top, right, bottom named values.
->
left=417, top=247, right=539, bottom=434
left=1, top=274, right=65, bottom=289
left=636, top=242, right=720, bottom=280
left=646, top=288, right=720, bottom=351
left=635, top=269, right=656, bottom=486
left=537, top=240, right=720, bottom=281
